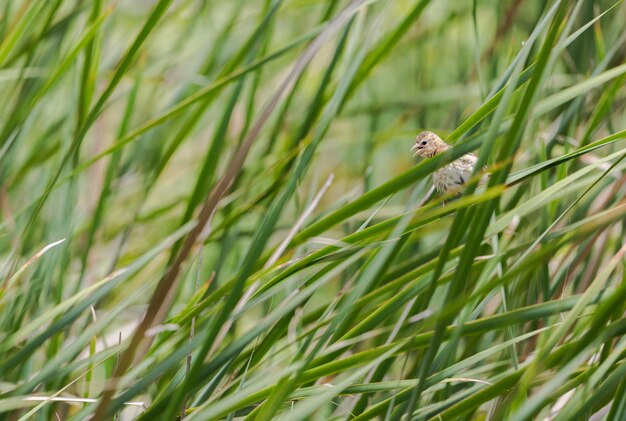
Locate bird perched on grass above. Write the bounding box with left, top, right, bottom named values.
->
left=411, top=131, right=479, bottom=194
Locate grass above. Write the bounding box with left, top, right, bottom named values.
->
left=1, top=0, right=626, bottom=419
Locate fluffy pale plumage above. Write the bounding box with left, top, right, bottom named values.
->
left=412, top=131, right=479, bottom=194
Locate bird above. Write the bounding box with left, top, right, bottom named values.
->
left=411, top=131, right=479, bottom=194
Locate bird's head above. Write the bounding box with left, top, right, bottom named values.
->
left=411, top=131, right=448, bottom=158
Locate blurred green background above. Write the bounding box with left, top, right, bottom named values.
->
left=1, top=0, right=626, bottom=419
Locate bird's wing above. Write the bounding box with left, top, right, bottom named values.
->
left=462, top=153, right=490, bottom=172
left=458, top=154, right=478, bottom=166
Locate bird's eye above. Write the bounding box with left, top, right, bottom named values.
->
left=421, top=141, right=427, bottom=145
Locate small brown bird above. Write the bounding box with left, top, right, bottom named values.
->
left=411, top=131, right=479, bottom=194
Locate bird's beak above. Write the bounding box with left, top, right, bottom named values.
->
left=411, top=143, right=421, bottom=156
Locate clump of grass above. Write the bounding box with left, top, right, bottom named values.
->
left=1, top=0, right=626, bottom=420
